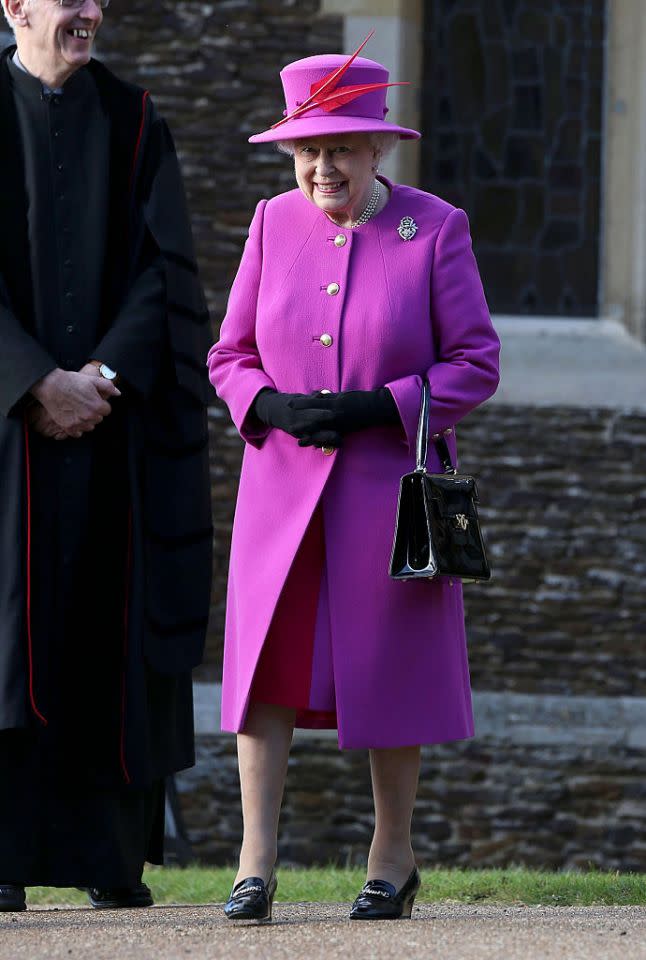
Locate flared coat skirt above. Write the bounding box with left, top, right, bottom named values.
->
left=222, top=425, right=475, bottom=750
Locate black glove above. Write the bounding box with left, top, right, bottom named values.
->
left=291, top=388, right=400, bottom=447
left=253, top=389, right=343, bottom=447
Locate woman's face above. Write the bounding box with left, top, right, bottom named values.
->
left=293, top=134, right=378, bottom=225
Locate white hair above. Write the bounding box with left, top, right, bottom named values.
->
left=1, top=0, right=34, bottom=30
left=277, top=131, right=400, bottom=163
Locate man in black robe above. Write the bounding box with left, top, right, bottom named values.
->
left=0, top=0, right=213, bottom=910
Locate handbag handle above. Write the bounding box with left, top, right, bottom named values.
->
left=415, top=378, right=456, bottom=475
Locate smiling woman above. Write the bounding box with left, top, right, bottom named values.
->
left=208, top=32, right=500, bottom=924
left=277, top=132, right=400, bottom=229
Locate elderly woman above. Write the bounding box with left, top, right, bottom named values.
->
left=208, top=38, right=500, bottom=922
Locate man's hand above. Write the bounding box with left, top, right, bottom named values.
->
left=26, top=403, right=72, bottom=441
left=30, top=369, right=120, bottom=439
left=79, top=362, right=102, bottom=379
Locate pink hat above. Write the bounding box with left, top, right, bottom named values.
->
left=249, top=32, right=421, bottom=144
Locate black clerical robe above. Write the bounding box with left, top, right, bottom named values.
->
left=0, top=48, right=213, bottom=887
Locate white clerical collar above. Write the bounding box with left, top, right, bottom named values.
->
left=12, top=50, right=64, bottom=96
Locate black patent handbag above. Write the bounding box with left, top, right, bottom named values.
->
left=389, top=379, right=491, bottom=583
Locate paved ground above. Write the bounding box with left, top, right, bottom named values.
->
left=2, top=903, right=646, bottom=960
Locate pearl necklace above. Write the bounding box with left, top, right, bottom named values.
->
left=351, top=179, right=381, bottom=227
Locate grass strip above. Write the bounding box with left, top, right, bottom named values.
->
left=26, top=867, right=646, bottom=907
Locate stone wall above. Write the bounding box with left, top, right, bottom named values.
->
left=182, top=399, right=646, bottom=871
left=460, top=404, right=646, bottom=697
left=177, top=688, right=646, bottom=871
left=202, top=402, right=646, bottom=693
left=177, top=727, right=646, bottom=871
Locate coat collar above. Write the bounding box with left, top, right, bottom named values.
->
left=7, top=46, right=89, bottom=100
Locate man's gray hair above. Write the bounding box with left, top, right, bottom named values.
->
left=277, top=132, right=400, bottom=162
left=1, top=0, right=34, bottom=30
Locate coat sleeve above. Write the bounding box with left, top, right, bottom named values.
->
left=90, top=228, right=166, bottom=398
left=207, top=199, right=277, bottom=448
left=386, top=207, right=500, bottom=451
left=134, top=106, right=211, bottom=404
left=0, top=273, right=56, bottom=419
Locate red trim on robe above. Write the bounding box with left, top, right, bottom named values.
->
left=118, top=89, right=149, bottom=784
left=129, top=90, right=150, bottom=194
left=119, top=509, right=133, bottom=785
left=23, top=418, right=47, bottom=726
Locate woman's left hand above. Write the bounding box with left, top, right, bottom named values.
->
left=293, top=388, right=400, bottom=447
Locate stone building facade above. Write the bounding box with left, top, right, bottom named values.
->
left=3, top=0, right=646, bottom=869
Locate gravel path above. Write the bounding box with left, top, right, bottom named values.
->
left=2, top=903, right=646, bottom=960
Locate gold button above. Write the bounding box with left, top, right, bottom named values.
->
left=334, top=235, right=347, bottom=247
left=444, top=428, right=453, bottom=436
left=320, top=333, right=333, bottom=347
left=322, top=446, right=335, bottom=456
left=326, top=282, right=340, bottom=296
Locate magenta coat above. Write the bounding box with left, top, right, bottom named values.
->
left=208, top=178, right=500, bottom=749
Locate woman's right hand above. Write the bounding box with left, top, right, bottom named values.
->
left=253, top=389, right=343, bottom=448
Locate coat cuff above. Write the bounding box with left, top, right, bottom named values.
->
left=91, top=337, right=157, bottom=398
left=219, top=367, right=277, bottom=448
left=385, top=374, right=423, bottom=453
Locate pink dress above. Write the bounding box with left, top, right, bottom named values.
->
left=251, top=507, right=337, bottom=728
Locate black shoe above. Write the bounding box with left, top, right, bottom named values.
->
left=350, top=867, right=421, bottom=920
left=87, top=883, right=153, bottom=909
left=224, top=871, right=277, bottom=921
left=0, top=886, right=26, bottom=912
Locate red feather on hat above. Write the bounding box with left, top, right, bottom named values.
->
left=270, top=30, right=409, bottom=130
left=314, top=81, right=409, bottom=113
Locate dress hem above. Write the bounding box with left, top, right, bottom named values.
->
left=220, top=721, right=475, bottom=751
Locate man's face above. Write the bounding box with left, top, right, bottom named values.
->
left=16, top=0, right=103, bottom=82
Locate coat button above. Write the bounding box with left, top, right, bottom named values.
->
left=334, top=235, right=347, bottom=247
left=322, top=446, right=335, bottom=456
left=326, top=282, right=340, bottom=296
left=320, top=333, right=333, bottom=347
left=444, top=427, right=453, bottom=436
